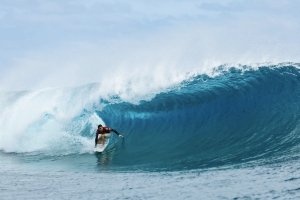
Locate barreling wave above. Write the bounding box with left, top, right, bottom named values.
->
left=1, top=63, right=300, bottom=170
left=99, top=63, right=300, bottom=169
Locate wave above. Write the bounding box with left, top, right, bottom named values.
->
left=99, top=63, right=300, bottom=169
left=1, top=63, right=300, bottom=170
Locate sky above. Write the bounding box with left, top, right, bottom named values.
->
left=0, top=0, right=300, bottom=90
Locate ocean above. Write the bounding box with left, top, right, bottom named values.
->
left=1, top=63, right=300, bottom=199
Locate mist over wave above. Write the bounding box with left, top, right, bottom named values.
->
left=1, top=63, right=300, bottom=170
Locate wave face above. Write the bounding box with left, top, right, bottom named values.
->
left=99, top=64, right=300, bottom=169
left=1, top=63, right=300, bottom=170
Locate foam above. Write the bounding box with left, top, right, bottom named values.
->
left=0, top=86, right=104, bottom=153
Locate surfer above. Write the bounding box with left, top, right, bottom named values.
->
left=95, top=124, right=123, bottom=147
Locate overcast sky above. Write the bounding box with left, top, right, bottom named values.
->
left=1, top=0, right=300, bottom=90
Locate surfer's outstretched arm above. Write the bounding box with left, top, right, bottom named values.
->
left=111, top=129, right=123, bottom=137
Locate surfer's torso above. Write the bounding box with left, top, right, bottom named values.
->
left=96, top=127, right=111, bottom=143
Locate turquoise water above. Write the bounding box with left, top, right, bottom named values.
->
left=1, top=63, right=300, bottom=199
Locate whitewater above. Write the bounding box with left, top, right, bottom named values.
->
left=0, top=63, right=300, bottom=199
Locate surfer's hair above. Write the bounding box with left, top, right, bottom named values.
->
left=98, top=124, right=103, bottom=128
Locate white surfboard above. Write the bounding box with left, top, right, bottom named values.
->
left=94, top=133, right=111, bottom=153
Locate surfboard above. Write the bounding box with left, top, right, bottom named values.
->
left=94, top=133, right=111, bottom=153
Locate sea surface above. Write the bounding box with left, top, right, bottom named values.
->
left=1, top=63, right=300, bottom=199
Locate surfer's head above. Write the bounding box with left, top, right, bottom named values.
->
left=98, top=124, right=103, bottom=128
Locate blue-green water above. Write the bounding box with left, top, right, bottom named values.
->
left=1, top=152, right=300, bottom=199
left=1, top=63, right=300, bottom=199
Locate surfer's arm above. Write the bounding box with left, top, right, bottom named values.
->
left=111, top=129, right=123, bottom=137
left=95, top=132, right=99, bottom=146
left=111, top=129, right=119, bottom=135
